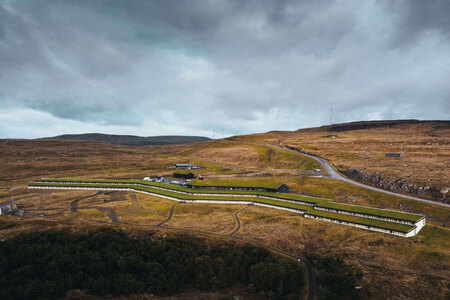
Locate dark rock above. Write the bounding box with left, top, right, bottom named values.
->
left=341, top=168, right=448, bottom=204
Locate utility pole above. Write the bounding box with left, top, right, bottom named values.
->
left=330, top=106, right=333, bottom=125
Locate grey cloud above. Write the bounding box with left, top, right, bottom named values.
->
left=382, top=0, right=450, bottom=46
left=0, top=0, right=449, bottom=138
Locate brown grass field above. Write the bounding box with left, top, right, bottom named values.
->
left=232, top=121, right=450, bottom=202
left=0, top=121, right=449, bottom=299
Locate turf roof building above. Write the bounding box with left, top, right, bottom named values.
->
left=305, top=201, right=425, bottom=237
left=173, top=172, right=195, bottom=179
left=304, top=211, right=419, bottom=237
left=186, top=179, right=289, bottom=193
left=28, top=178, right=426, bottom=237
left=314, top=201, right=425, bottom=227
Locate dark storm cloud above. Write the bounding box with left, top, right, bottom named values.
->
left=382, top=0, right=450, bottom=46
left=0, top=0, right=449, bottom=138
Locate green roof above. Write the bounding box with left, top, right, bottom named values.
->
left=29, top=182, right=311, bottom=212
left=187, top=179, right=284, bottom=189
left=305, top=210, right=415, bottom=233
left=315, top=201, right=424, bottom=222
left=173, top=171, right=194, bottom=175
left=34, top=179, right=320, bottom=204
left=32, top=179, right=425, bottom=230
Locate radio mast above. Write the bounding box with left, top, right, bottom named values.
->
left=330, top=106, right=333, bottom=125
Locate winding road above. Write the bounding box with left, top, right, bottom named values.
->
left=229, top=204, right=251, bottom=236
left=70, top=191, right=104, bottom=212
left=0, top=193, right=51, bottom=207
left=157, top=203, right=178, bottom=227
left=80, top=206, right=119, bottom=222
left=269, top=144, right=450, bottom=208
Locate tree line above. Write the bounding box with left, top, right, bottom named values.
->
left=308, top=253, right=365, bottom=300
left=0, top=228, right=305, bottom=299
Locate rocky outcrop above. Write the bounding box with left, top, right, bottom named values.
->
left=341, top=168, right=448, bottom=204
left=325, top=120, right=449, bottom=132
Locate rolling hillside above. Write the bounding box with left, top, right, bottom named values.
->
left=1, top=119, right=449, bottom=299
left=42, top=133, right=211, bottom=146
left=231, top=120, right=450, bottom=203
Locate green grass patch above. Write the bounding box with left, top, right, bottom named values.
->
left=418, top=226, right=450, bottom=248
left=417, top=251, right=448, bottom=263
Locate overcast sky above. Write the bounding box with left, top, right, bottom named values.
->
left=1, top=0, right=449, bottom=139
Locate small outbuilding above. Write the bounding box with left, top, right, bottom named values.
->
left=276, top=184, right=290, bottom=193
left=385, top=153, right=404, bottom=158
left=173, top=163, right=199, bottom=169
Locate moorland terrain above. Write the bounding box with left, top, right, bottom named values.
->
left=0, top=120, right=449, bottom=299
left=232, top=120, right=449, bottom=203
left=44, top=133, right=211, bottom=146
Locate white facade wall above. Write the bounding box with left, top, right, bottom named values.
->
left=414, top=218, right=425, bottom=233
left=304, top=214, right=413, bottom=237
left=315, top=206, right=421, bottom=225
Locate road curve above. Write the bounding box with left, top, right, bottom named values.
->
left=229, top=205, right=250, bottom=236
left=78, top=205, right=119, bottom=222
left=157, top=203, right=178, bottom=226
left=269, top=144, right=450, bottom=208
left=70, top=192, right=104, bottom=212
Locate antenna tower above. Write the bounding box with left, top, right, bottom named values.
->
left=330, top=106, right=333, bottom=125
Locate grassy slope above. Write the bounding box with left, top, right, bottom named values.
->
left=231, top=121, right=450, bottom=201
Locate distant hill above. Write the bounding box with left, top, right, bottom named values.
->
left=311, top=120, right=450, bottom=132
left=42, top=133, right=211, bottom=146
